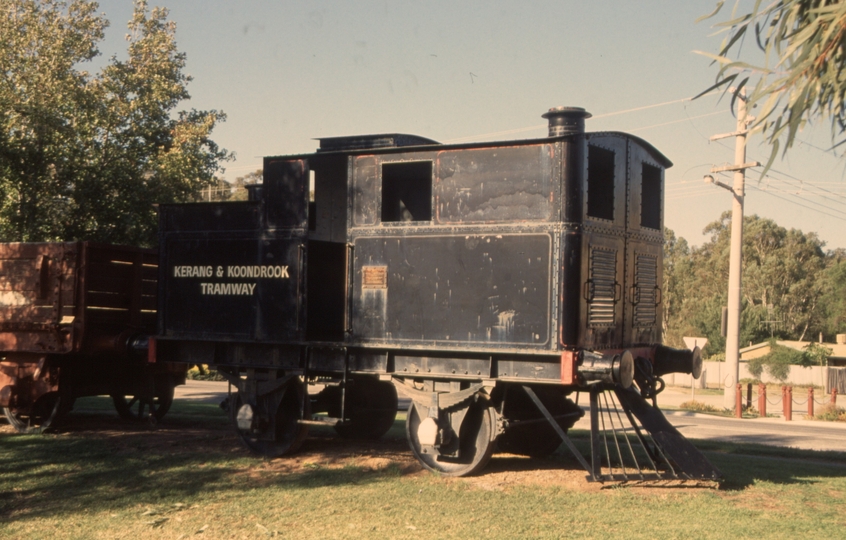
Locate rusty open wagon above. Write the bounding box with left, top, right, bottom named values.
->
left=0, top=242, right=186, bottom=432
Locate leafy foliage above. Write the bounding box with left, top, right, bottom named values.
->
left=202, top=170, right=262, bottom=202
left=698, top=0, right=846, bottom=170
left=803, top=341, right=833, bottom=364
left=817, top=253, right=846, bottom=336
left=662, top=227, right=694, bottom=346
left=747, top=341, right=804, bottom=381
left=230, top=169, right=262, bottom=201
left=664, top=214, right=831, bottom=357
left=0, top=0, right=230, bottom=246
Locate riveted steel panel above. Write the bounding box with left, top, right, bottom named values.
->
left=351, top=233, right=552, bottom=348
left=435, top=144, right=556, bottom=224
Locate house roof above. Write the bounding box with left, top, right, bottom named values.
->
left=740, top=340, right=846, bottom=360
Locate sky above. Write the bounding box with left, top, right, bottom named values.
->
left=89, top=0, right=846, bottom=250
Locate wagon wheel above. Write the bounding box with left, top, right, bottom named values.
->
left=2, top=391, right=62, bottom=434
left=111, top=375, right=174, bottom=422
left=496, top=385, right=583, bottom=457
left=406, top=397, right=496, bottom=477
left=232, top=379, right=310, bottom=457
left=330, top=378, right=398, bottom=440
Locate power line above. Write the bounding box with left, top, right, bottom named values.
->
left=703, top=168, right=846, bottom=218
left=747, top=184, right=846, bottom=222
left=443, top=124, right=545, bottom=144
left=764, top=167, right=846, bottom=203
left=590, top=93, right=718, bottom=119
left=444, top=92, right=723, bottom=144
left=666, top=183, right=713, bottom=192
left=665, top=189, right=719, bottom=201
left=666, top=181, right=721, bottom=195
left=752, top=178, right=846, bottom=218
left=628, top=111, right=725, bottom=133
left=707, top=131, right=846, bottom=216
left=795, top=136, right=843, bottom=158
left=755, top=180, right=846, bottom=213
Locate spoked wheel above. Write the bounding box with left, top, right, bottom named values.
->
left=406, top=397, right=496, bottom=477
left=112, top=375, right=174, bottom=422
left=496, top=385, right=583, bottom=457
left=2, top=391, right=62, bottom=434
left=232, top=379, right=310, bottom=457
left=330, top=378, right=398, bottom=440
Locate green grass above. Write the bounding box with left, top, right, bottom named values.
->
left=72, top=395, right=227, bottom=417
left=2, top=401, right=846, bottom=539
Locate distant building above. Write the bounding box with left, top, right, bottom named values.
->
left=740, top=338, right=846, bottom=367
left=739, top=337, right=846, bottom=392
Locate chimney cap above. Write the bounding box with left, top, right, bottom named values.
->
left=542, top=106, right=592, bottom=137
left=541, top=106, right=592, bottom=120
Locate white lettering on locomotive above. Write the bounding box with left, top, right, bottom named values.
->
left=173, top=265, right=289, bottom=279
left=226, top=265, right=289, bottom=278
left=173, top=265, right=214, bottom=278
left=200, top=283, right=258, bottom=295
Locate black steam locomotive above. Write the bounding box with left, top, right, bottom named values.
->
left=154, top=107, right=719, bottom=481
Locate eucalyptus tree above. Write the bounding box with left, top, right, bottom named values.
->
left=662, top=227, right=696, bottom=348
left=699, top=0, right=846, bottom=170
left=818, top=251, right=846, bottom=337
left=663, top=213, right=828, bottom=356
left=0, top=0, right=230, bottom=246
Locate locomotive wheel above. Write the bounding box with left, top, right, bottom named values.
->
left=233, top=379, right=310, bottom=457
left=112, top=375, right=174, bottom=422
left=406, top=397, right=496, bottom=477
left=2, top=391, right=62, bottom=434
left=496, top=385, right=582, bottom=457
left=330, top=378, right=399, bottom=440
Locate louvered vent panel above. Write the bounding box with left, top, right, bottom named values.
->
left=634, top=253, right=658, bottom=326
left=589, top=248, right=617, bottom=326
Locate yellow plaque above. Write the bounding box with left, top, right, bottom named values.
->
left=362, top=266, right=388, bottom=289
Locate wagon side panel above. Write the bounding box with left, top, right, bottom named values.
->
left=0, top=242, right=80, bottom=355
left=78, top=243, right=158, bottom=354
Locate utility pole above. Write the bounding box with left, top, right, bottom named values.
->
left=703, top=89, right=760, bottom=410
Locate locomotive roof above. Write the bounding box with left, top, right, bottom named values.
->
left=267, top=131, right=672, bottom=169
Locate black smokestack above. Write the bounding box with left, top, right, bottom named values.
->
left=542, top=106, right=592, bottom=137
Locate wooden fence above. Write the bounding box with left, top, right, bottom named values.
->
left=828, top=367, right=846, bottom=394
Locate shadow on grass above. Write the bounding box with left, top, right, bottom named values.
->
left=693, top=439, right=846, bottom=491
left=4, top=401, right=846, bottom=527
left=0, top=403, right=410, bottom=525
left=562, top=430, right=846, bottom=490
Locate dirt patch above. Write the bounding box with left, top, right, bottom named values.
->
left=458, top=455, right=599, bottom=492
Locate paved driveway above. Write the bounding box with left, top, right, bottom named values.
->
left=176, top=380, right=846, bottom=452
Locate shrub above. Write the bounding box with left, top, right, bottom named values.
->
left=706, top=351, right=726, bottom=363
left=748, top=340, right=825, bottom=382
left=814, top=402, right=846, bottom=422
left=679, top=400, right=721, bottom=413
left=186, top=365, right=226, bottom=381
left=747, top=357, right=765, bottom=378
